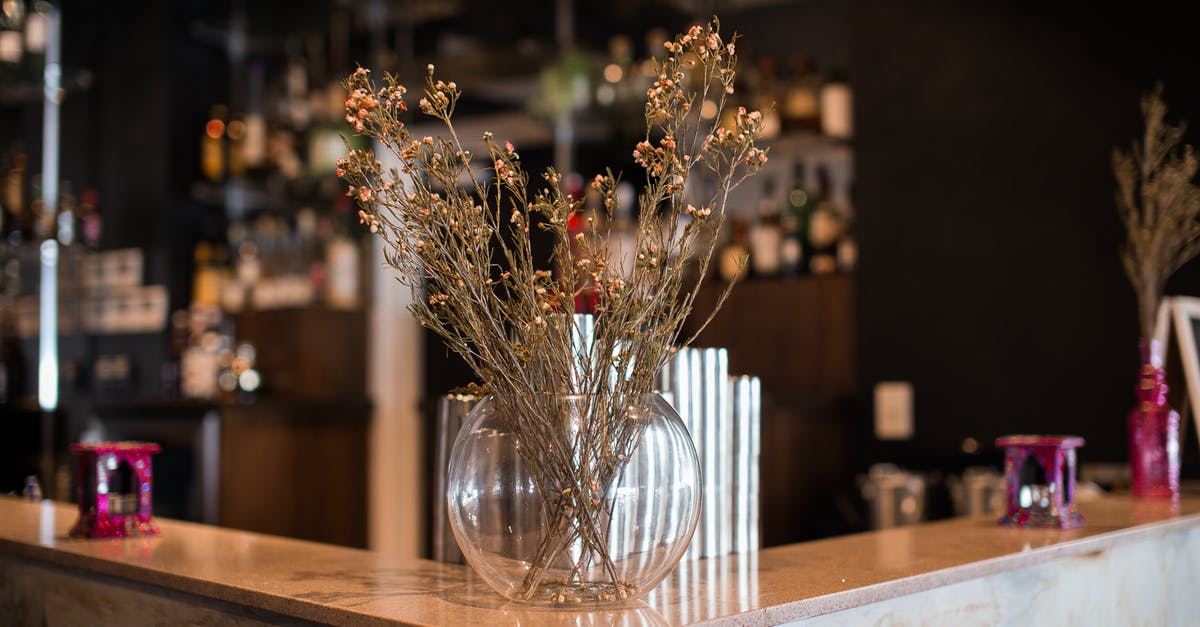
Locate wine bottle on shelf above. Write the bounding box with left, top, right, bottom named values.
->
left=753, top=56, right=782, bottom=140
left=213, top=243, right=233, bottom=305
left=780, top=211, right=803, bottom=277
left=0, top=0, right=24, bottom=73
left=717, top=216, right=751, bottom=283
left=3, top=151, right=26, bottom=244
left=837, top=181, right=858, bottom=272
left=242, top=60, right=268, bottom=169
left=787, top=161, right=817, bottom=273
left=23, top=1, right=48, bottom=55
left=201, top=105, right=228, bottom=182
left=192, top=242, right=223, bottom=308
left=325, top=198, right=360, bottom=311
left=783, top=53, right=821, bottom=133
left=226, top=115, right=247, bottom=178
left=325, top=233, right=359, bottom=310
left=79, top=186, right=101, bottom=249
left=251, top=216, right=280, bottom=309
left=807, top=166, right=844, bottom=275
left=747, top=176, right=783, bottom=277
left=21, top=0, right=47, bottom=80
left=837, top=228, right=857, bottom=273
left=607, top=181, right=638, bottom=281
left=820, top=69, right=854, bottom=140
left=222, top=223, right=250, bottom=313
left=285, top=39, right=311, bottom=129
left=56, top=182, right=76, bottom=246
left=30, top=178, right=52, bottom=241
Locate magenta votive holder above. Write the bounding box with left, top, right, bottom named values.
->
left=996, top=435, right=1085, bottom=529
left=69, top=441, right=161, bottom=539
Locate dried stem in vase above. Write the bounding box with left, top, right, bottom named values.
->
left=339, top=18, right=765, bottom=602
left=1113, top=85, right=1200, bottom=340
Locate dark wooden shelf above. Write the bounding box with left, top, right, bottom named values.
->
left=0, top=69, right=93, bottom=107
left=684, top=272, right=858, bottom=546
left=218, top=400, right=369, bottom=548
left=232, top=307, right=368, bottom=403
left=684, top=273, right=855, bottom=397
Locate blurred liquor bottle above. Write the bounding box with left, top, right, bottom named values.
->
left=192, top=242, right=223, bottom=308
left=787, top=161, right=817, bottom=274
left=23, top=1, right=47, bottom=57
left=325, top=223, right=360, bottom=311
left=56, top=182, right=75, bottom=246
left=753, top=55, right=782, bottom=140
left=78, top=186, right=101, bottom=249
left=606, top=181, right=637, bottom=281
left=835, top=179, right=857, bottom=273
left=819, top=68, right=853, bottom=141
left=3, top=150, right=26, bottom=243
left=18, top=1, right=46, bottom=81
left=780, top=203, right=804, bottom=278
left=717, top=215, right=751, bottom=283
left=201, top=105, right=228, bottom=182
left=748, top=175, right=783, bottom=277
left=782, top=53, right=821, bottom=133
left=807, top=166, right=845, bottom=275
left=29, top=178, right=50, bottom=240
left=0, top=0, right=24, bottom=81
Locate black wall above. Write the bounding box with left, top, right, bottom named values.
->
left=852, top=1, right=1200, bottom=467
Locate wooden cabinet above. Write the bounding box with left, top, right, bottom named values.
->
left=218, top=307, right=371, bottom=547
left=218, top=401, right=369, bottom=548
left=231, top=308, right=368, bottom=403
left=684, top=275, right=855, bottom=397
left=683, top=274, right=857, bottom=545
left=88, top=396, right=369, bottom=549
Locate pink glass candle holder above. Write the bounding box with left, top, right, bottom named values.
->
left=69, top=441, right=161, bottom=539
left=996, top=435, right=1084, bottom=529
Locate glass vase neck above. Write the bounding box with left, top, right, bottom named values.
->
left=1137, top=338, right=1168, bottom=409
left=1139, top=338, right=1164, bottom=369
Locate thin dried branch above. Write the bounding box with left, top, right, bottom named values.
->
left=339, top=19, right=765, bottom=602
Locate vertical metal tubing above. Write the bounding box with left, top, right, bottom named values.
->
left=37, top=7, right=62, bottom=496
left=432, top=395, right=477, bottom=563
left=38, top=6, right=61, bottom=412
left=731, top=375, right=761, bottom=554
left=710, top=348, right=731, bottom=557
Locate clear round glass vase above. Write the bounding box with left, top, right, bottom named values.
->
left=446, top=393, right=701, bottom=606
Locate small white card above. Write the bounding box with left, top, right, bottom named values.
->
left=875, top=381, right=914, bottom=441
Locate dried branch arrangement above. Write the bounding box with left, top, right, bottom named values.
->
left=339, top=19, right=765, bottom=602
left=1114, top=86, right=1200, bottom=340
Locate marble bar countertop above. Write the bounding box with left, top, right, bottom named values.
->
left=1, top=494, right=1198, bottom=625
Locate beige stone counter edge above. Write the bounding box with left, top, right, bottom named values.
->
left=3, top=496, right=1199, bottom=625
left=0, top=513, right=405, bottom=626
left=709, top=508, right=1200, bottom=626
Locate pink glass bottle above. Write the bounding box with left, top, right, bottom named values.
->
left=1128, top=339, right=1180, bottom=499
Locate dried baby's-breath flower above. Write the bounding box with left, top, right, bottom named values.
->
left=340, top=17, right=762, bottom=603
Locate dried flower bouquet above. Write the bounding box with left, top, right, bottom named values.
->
left=340, top=19, right=765, bottom=601
left=1113, top=86, right=1200, bottom=340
